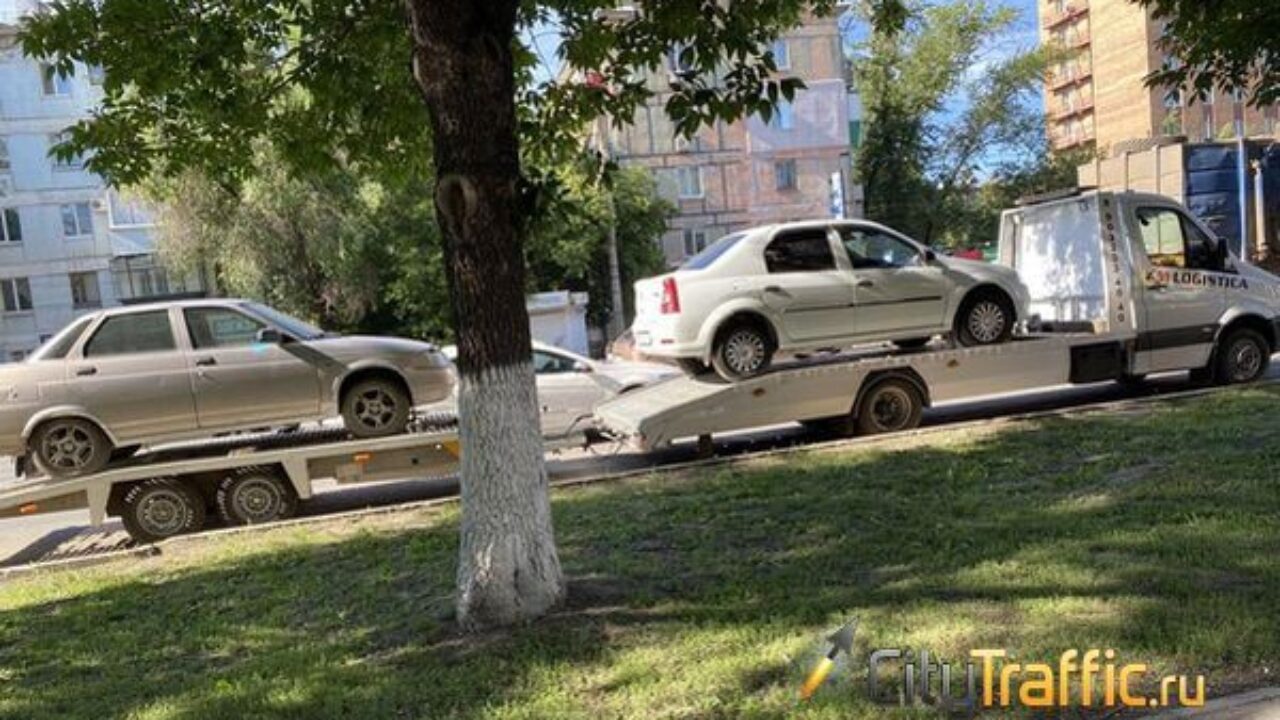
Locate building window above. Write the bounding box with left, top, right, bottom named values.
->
left=676, top=166, right=703, bottom=198
left=770, top=38, right=790, bottom=70
left=0, top=137, right=9, bottom=171
left=769, top=100, right=795, bottom=130
left=107, top=190, right=154, bottom=228
left=8, top=350, right=28, bottom=363
left=61, top=202, right=94, bottom=239
left=1, top=277, right=33, bottom=313
left=69, top=271, right=102, bottom=309
left=668, top=42, right=696, bottom=75
left=49, top=131, right=85, bottom=170
left=682, top=229, right=707, bottom=256
left=40, top=63, right=73, bottom=96
left=87, top=64, right=105, bottom=85
left=774, top=159, right=798, bottom=190
left=1, top=208, right=20, bottom=243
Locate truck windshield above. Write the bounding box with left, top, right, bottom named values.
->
left=680, top=232, right=745, bottom=270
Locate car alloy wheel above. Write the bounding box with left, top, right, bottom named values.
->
left=966, top=300, right=1007, bottom=344
left=723, top=328, right=767, bottom=376
left=353, top=387, right=399, bottom=432
left=41, top=424, right=98, bottom=472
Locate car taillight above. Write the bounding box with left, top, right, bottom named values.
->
left=660, top=277, right=680, bottom=314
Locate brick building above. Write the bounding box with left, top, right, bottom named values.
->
left=1038, top=0, right=1278, bottom=156
left=606, top=12, right=863, bottom=266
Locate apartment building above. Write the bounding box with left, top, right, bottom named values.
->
left=1039, top=0, right=1278, bottom=155
left=0, top=2, right=206, bottom=362
left=606, top=13, right=863, bottom=266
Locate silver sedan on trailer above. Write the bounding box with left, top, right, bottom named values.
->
left=0, top=299, right=455, bottom=478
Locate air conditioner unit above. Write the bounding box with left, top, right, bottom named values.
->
left=90, top=198, right=107, bottom=212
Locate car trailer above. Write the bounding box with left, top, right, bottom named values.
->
left=0, top=417, right=465, bottom=544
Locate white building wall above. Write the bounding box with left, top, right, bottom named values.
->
left=0, top=4, right=204, bottom=362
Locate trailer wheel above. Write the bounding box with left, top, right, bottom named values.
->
left=120, top=478, right=206, bottom=544
left=216, top=468, right=298, bottom=526
left=1215, top=328, right=1271, bottom=384
left=855, top=378, right=924, bottom=436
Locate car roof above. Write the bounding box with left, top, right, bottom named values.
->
left=91, top=298, right=252, bottom=318
left=742, top=218, right=909, bottom=237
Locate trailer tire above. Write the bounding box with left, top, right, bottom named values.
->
left=954, top=289, right=1014, bottom=347
left=341, top=376, right=412, bottom=438
left=855, top=378, right=924, bottom=436
left=120, top=478, right=206, bottom=544
left=30, top=417, right=113, bottom=479
left=216, top=468, right=299, bottom=526
left=1215, top=328, right=1271, bottom=385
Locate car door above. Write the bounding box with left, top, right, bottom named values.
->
left=758, top=227, right=858, bottom=343
left=1130, top=205, right=1228, bottom=373
left=69, top=309, right=199, bottom=440
left=838, top=225, right=950, bottom=337
left=533, top=349, right=606, bottom=438
left=181, top=306, right=323, bottom=429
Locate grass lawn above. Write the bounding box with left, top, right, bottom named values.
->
left=0, top=386, right=1278, bottom=719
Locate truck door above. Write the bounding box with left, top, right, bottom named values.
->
left=758, top=227, right=858, bottom=343
left=1130, top=205, right=1229, bottom=373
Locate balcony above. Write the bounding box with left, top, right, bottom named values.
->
left=1048, top=66, right=1092, bottom=91
left=1043, top=4, right=1087, bottom=30
left=1051, top=98, right=1094, bottom=119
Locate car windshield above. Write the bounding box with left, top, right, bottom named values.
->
left=680, top=232, right=745, bottom=270
left=242, top=302, right=326, bottom=340
left=28, top=315, right=95, bottom=361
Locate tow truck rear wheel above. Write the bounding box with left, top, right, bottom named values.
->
left=217, top=468, right=298, bottom=526
left=1215, top=328, right=1271, bottom=385
left=855, top=378, right=924, bottom=436
left=120, top=478, right=206, bottom=544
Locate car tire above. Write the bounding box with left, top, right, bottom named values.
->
left=710, top=320, right=774, bottom=381
left=1214, top=328, right=1271, bottom=385
left=892, top=337, right=932, bottom=350
left=954, top=290, right=1015, bottom=347
left=30, top=418, right=113, bottom=479
left=120, top=478, right=206, bottom=544
left=341, top=377, right=412, bottom=438
left=676, top=358, right=710, bottom=376
left=855, top=378, right=924, bottom=436
left=216, top=468, right=299, bottom=526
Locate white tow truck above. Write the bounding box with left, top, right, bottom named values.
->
left=1, top=189, right=1275, bottom=546
left=594, top=189, right=1280, bottom=449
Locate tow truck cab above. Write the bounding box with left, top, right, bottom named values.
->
left=999, top=189, right=1279, bottom=383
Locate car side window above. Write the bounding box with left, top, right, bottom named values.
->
left=84, top=311, right=176, bottom=357
left=185, top=307, right=266, bottom=349
left=1136, top=207, right=1225, bottom=272
left=533, top=351, right=576, bottom=374
left=763, top=229, right=836, bottom=273
left=840, top=227, right=920, bottom=269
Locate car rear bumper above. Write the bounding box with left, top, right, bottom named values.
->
left=631, top=319, right=705, bottom=359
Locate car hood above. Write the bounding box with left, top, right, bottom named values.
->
left=301, top=335, right=439, bottom=358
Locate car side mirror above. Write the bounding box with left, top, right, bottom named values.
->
left=255, top=328, right=283, bottom=344
left=923, top=249, right=937, bottom=263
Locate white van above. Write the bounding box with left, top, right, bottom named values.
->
left=1000, top=189, right=1279, bottom=384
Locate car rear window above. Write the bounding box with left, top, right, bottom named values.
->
left=680, top=232, right=745, bottom=270
left=29, top=315, right=94, bottom=361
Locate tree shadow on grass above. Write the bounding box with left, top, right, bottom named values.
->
left=0, top=388, right=1277, bottom=719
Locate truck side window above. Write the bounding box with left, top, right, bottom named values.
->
left=764, top=229, right=836, bottom=273
left=1136, top=207, right=1224, bottom=272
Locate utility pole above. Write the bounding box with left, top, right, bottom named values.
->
left=595, top=102, right=626, bottom=343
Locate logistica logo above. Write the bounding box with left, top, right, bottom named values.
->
left=798, top=618, right=1206, bottom=713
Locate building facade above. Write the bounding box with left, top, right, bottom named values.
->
left=0, top=1, right=206, bottom=362
left=1039, top=0, right=1278, bottom=156
left=609, top=14, right=863, bottom=266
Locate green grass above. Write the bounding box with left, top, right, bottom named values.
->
left=1, top=387, right=1278, bottom=719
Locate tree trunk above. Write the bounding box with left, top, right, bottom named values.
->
left=405, top=0, right=565, bottom=629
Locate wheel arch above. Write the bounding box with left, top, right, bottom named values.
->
left=953, top=282, right=1017, bottom=325
left=708, top=309, right=779, bottom=358
left=22, top=407, right=119, bottom=446
left=335, top=363, right=416, bottom=407
left=1215, top=311, right=1276, bottom=352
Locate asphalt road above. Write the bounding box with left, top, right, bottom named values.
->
left=1, top=367, right=1273, bottom=568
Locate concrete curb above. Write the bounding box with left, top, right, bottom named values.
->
left=0, top=377, right=1273, bottom=581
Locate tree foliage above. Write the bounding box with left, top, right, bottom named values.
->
left=853, top=0, right=1063, bottom=247
left=1136, top=0, right=1279, bottom=107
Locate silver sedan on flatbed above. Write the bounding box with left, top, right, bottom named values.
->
left=0, top=299, right=455, bottom=478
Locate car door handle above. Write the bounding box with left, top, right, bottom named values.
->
left=856, top=279, right=875, bottom=288
left=75, top=366, right=97, bottom=377
left=195, top=357, right=217, bottom=367
left=763, top=285, right=785, bottom=293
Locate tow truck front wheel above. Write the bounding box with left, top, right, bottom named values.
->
left=856, top=378, right=924, bottom=436
left=120, top=478, right=206, bottom=544
left=1215, top=329, right=1271, bottom=385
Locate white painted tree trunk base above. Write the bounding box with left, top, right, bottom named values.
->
left=455, top=361, right=565, bottom=629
